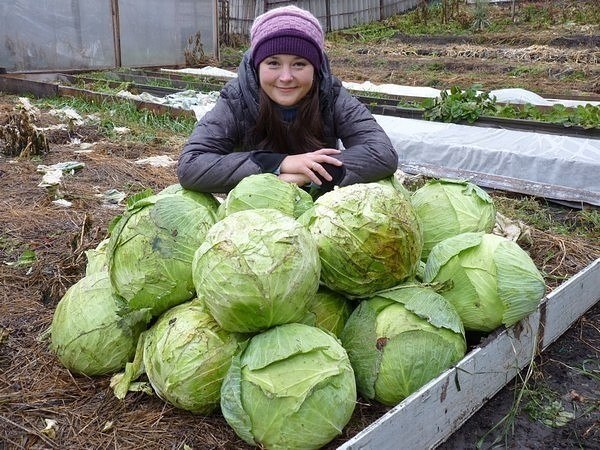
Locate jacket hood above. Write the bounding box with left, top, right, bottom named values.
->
left=237, top=49, right=336, bottom=122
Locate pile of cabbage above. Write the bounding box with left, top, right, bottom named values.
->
left=49, top=174, right=546, bottom=449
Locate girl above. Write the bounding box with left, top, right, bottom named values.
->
left=177, top=5, right=398, bottom=193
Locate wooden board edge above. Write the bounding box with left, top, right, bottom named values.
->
left=540, top=258, right=600, bottom=350
left=338, top=258, right=600, bottom=450
left=398, top=162, right=600, bottom=207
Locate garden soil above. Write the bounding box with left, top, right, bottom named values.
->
left=1, top=3, right=599, bottom=449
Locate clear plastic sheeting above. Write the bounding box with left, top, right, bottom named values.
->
left=118, top=0, right=217, bottom=68
left=376, top=115, right=600, bottom=204
left=0, top=0, right=217, bottom=72
left=0, top=0, right=115, bottom=71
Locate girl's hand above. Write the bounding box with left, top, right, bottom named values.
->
left=279, top=149, right=343, bottom=186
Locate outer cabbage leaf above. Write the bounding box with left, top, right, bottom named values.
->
left=84, top=238, right=109, bottom=276
left=411, top=179, right=496, bottom=260
left=108, top=193, right=216, bottom=316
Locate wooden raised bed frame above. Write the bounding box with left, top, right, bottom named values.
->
left=339, top=258, right=600, bottom=449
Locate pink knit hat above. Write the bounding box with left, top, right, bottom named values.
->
left=250, top=6, right=324, bottom=70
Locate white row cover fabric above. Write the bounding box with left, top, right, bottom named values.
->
left=376, top=115, right=600, bottom=201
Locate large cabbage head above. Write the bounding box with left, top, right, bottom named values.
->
left=411, top=179, right=496, bottom=260
left=423, top=232, right=546, bottom=332
left=340, top=285, right=466, bottom=406
left=50, top=271, right=151, bottom=376
left=142, top=299, right=242, bottom=414
left=299, top=182, right=423, bottom=297
left=303, top=286, right=355, bottom=337
left=221, top=323, right=356, bottom=449
left=107, top=193, right=217, bottom=316
left=192, top=208, right=320, bottom=333
left=217, top=173, right=313, bottom=219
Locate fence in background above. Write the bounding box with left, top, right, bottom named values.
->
left=221, top=0, right=420, bottom=38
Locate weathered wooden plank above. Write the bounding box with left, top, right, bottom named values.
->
left=338, top=259, right=600, bottom=450
left=0, top=74, right=60, bottom=98
left=540, top=259, right=600, bottom=350
left=399, top=161, right=600, bottom=207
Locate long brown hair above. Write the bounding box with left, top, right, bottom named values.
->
left=252, top=77, right=325, bottom=154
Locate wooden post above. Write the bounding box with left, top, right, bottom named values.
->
left=110, top=0, right=122, bottom=68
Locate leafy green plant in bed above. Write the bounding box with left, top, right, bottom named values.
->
left=423, top=86, right=600, bottom=128
left=496, top=103, right=600, bottom=129
left=422, top=85, right=497, bottom=123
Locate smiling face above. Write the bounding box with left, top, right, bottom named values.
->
left=258, top=54, right=315, bottom=107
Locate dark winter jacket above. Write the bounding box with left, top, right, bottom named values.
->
left=177, top=51, right=398, bottom=193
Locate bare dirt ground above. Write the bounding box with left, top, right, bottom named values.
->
left=326, top=31, right=600, bottom=98
left=1, top=2, right=599, bottom=449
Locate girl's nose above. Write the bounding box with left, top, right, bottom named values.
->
left=279, top=66, right=293, bottom=81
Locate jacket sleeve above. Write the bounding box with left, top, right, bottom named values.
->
left=176, top=92, right=285, bottom=193
left=333, top=87, right=398, bottom=186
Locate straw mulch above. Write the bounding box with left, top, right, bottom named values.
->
left=1, top=97, right=598, bottom=449
left=387, top=43, right=600, bottom=65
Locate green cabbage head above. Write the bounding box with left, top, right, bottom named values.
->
left=108, top=193, right=217, bottom=316
left=340, top=285, right=466, bottom=406
left=221, top=323, right=356, bottom=449
left=411, top=179, right=496, bottom=260
left=217, top=173, right=313, bottom=219
left=192, top=208, right=320, bottom=333
left=303, top=286, right=355, bottom=337
left=50, top=271, right=151, bottom=376
left=423, top=232, right=546, bottom=331
left=299, top=182, right=423, bottom=297
left=142, top=299, right=242, bottom=414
